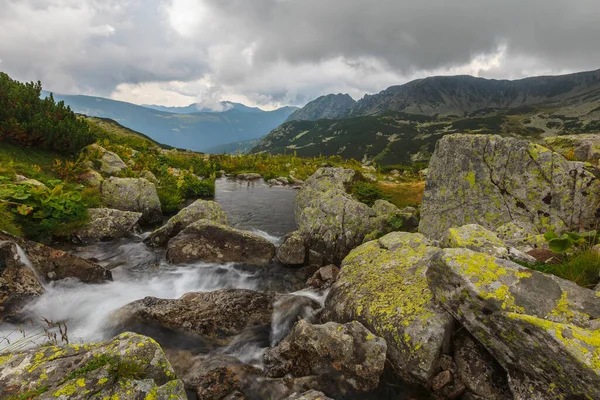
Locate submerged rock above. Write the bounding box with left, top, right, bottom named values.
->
left=0, top=332, right=186, bottom=399
left=323, top=232, right=453, bottom=388
left=100, top=177, right=162, bottom=225
left=264, top=320, right=387, bottom=394
left=81, top=143, right=128, bottom=175
left=419, top=134, right=600, bottom=240
left=166, top=219, right=275, bottom=265
left=73, top=208, right=142, bottom=242
left=0, top=241, right=44, bottom=321
left=0, top=231, right=111, bottom=283
left=428, top=248, right=600, bottom=399
left=146, top=200, right=228, bottom=247
left=276, top=231, right=306, bottom=265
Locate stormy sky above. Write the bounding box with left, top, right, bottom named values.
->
left=1, top=0, right=599, bottom=109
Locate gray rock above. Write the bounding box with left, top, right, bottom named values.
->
left=14, top=174, right=45, bottom=187
left=145, top=200, right=227, bottom=247
left=236, top=173, right=262, bottom=180
left=141, top=170, right=159, bottom=184
left=268, top=178, right=284, bottom=186
left=166, top=220, right=275, bottom=265
left=286, top=390, right=333, bottom=400
left=544, top=134, right=600, bottom=163
left=0, top=231, right=111, bottom=284
left=78, top=169, right=104, bottom=187
left=0, top=332, right=186, bottom=399
left=0, top=241, right=44, bottom=321
left=276, top=231, right=306, bottom=265
left=101, top=177, right=162, bottom=225
left=453, top=329, right=512, bottom=400
left=323, top=232, right=453, bottom=387
left=296, top=168, right=409, bottom=265
left=441, top=224, right=509, bottom=259
left=495, top=221, right=546, bottom=251
left=419, top=134, right=600, bottom=240
left=81, top=143, right=127, bottom=175
left=73, top=208, right=142, bottom=242
left=111, top=289, right=276, bottom=340
left=428, top=248, right=600, bottom=399
left=264, top=320, right=387, bottom=394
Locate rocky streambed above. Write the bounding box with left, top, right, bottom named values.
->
left=1, top=134, right=600, bottom=400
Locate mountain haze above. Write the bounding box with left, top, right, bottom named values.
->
left=41, top=91, right=297, bottom=151
left=285, top=93, right=356, bottom=122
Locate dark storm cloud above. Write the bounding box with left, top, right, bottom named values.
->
left=1, top=0, right=599, bottom=106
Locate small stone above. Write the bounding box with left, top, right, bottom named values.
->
left=431, top=370, right=453, bottom=391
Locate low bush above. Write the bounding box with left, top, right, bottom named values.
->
left=351, top=181, right=390, bottom=207
left=519, top=249, right=600, bottom=289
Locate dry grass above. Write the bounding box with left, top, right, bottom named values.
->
left=377, top=181, right=425, bottom=209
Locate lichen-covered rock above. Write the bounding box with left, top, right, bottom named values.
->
left=145, top=200, right=228, bottom=247
left=166, top=219, right=275, bottom=265
left=264, top=320, right=387, bottom=394
left=428, top=248, right=600, bottom=399
left=296, top=168, right=408, bottom=265
left=419, top=134, right=600, bottom=240
left=0, top=231, right=111, bottom=283
left=453, top=329, right=512, bottom=400
left=276, top=231, right=306, bottom=265
left=81, top=143, right=127, bottom=175
left=73, top=208, right=142, bottom=242
left=101, top=177, right=162, bottom=225
left=141, top=170, right=159, bottom=184
left=544, top=134, right=600, bottom=163
left=111, top=289, right=276, bottom=340
left=14, top=174, right=46, bottom=187
left=372, top=200, right=419, bottom=234
left=237, top=173, right=262, bottom=180
left=0, top=241, right=44, bottom=321
left=494, top=221, right=546, bottom=251
left=0, top=332, right=186, bottom=400
left=442, top=224, right=508, bottom=259
left=78, top=169, right=104, bottom=187
left=323, top=232, right=453, bottom=387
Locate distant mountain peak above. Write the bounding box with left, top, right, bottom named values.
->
left=285, top=93, right=356, bottom=122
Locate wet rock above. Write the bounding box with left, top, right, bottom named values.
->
left=453, top=329, right=512, bottom=400
left=264, top=320, right=387, bottom=394
left=269, top=178, right=284, bottom=186
left=0, top=332, right=186, bottom=400
left=428, top=248, right=600, bottom=399
left=111, top=289, right=276, bottom=340
left=276, top=231, right=306, bottom=265
left=166, top=219, right=275, bottom=265
left=73, top=208, right=142, bottom=242
left=285, top=390, right=333, bottom=400
left=306, top=265, right=340, bottom=289
left=0, top=241, right=44, bottom=321
left=270, top=295, right=323, bottom=346
left=296, top=168, right=408, bottom=265
left=237, top=173, right=262, bottom=180
left=78, top=169, right=103, bottom=187
left=14, top=174, right=45, bottom=187
left=0, top=231, right=111, bottom=283
left=323, top=232, right=454, bottom=388
left=146, top=200, right=228, bottom=247
left=100, top=177, right=162, bottom=225
left=81, top=143, right=127, bottom=175
left=419, top=134, right=600, bottom=240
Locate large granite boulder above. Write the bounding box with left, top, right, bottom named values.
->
left=81, top=143, right=127, bottom=175
left=73, top=208, right=142, bottom=242
left=428, top=248, right=600, bottom=399
left=0, top=332, right=186, bottom=399
left=145, top=199, right=227, bottom=247
left=442, top=224, right=509, bottom=259
left=0, top=231, right=111, bottom=283
left=323, top=232, right=454, bottom=388
left=544, top=134, right=600, bottom=164
left=111, top=289, right=276, bottom=340
left=166, top=220, right=275, bottom=265
left=0, top=241, right=44, bottom=321
left=100, top=177, right=162, bottom=225
left=419, top=134, right=600, bottom=240
left=295, top=168, right=410, bottom=265
left=264, top=320, right=387, bottom=394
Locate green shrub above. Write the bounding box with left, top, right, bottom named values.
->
left=157, top=185, right=184, bottom=214
left=351, top=181, right=390, bottom=207
left=519, top=249, right=600, bottom=289
left=180, top=175, right=215, bottom=198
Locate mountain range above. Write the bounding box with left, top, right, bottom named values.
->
left=41, top=91, right=297, bottom=152
left=252, top=69, right=600, bottom=164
